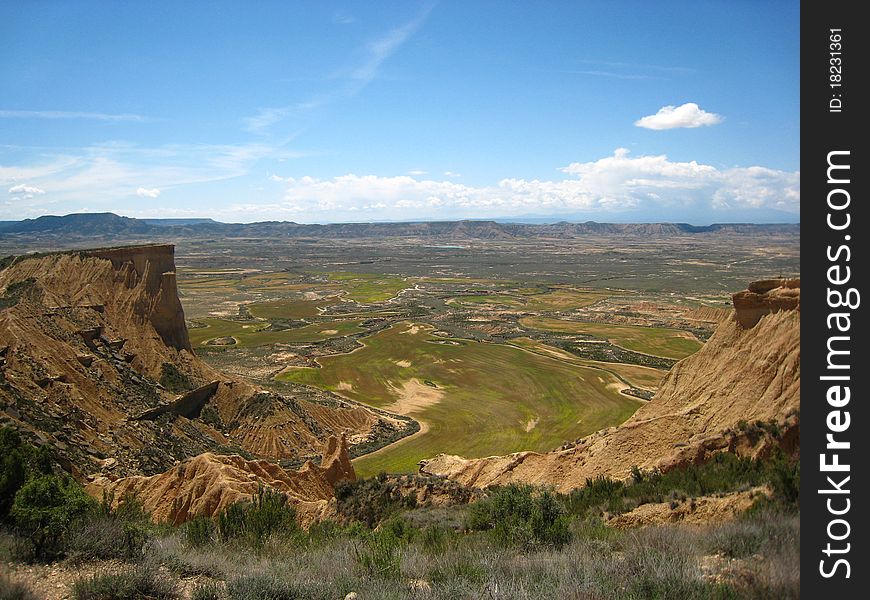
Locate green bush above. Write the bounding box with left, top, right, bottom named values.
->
left=11, top=474, right=97, bottom=560
left=0, top=428, right=52, bottom=520
left=71, top=565, right=178, bottom=600
left=159, top=362, right=194, bottom=393
left=466, top=485, right=572, bottom=550
left=379, top=515, right=416, bottom=544
left=216, top=487, right=299, bottom=547
left=353, top=532, right=401, bottom=580
left=420, top=523, right=451, bottom=554
left=565, top=452, right=801, bottom=521
left=184, top=516, right=216, bottom=548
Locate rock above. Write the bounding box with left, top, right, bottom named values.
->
left=76, top=354, right=95, bottom=367
left=86, top=434, right=356, bottom=526
left=345, top=593, right=359, bottom=600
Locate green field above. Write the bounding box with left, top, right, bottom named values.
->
left=449, top=288, right=610, bottom=311
left=326, top=272, right=410, bottom=303
left=520, top=317, right=702, bottom=360
left=247, top=297, right=339, bottom=319
left=278, top=322, right=642, bottom=476
left=507, top=337, right=667, bottom=390
left=188, top=318, right=364, bottom=347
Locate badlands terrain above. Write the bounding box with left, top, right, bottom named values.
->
left=0, top=215, right=800, bottom=599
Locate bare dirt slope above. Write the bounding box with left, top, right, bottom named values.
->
left=420, top=279, right=800, bottom=491
left=0, top=245, right=379, bottom=478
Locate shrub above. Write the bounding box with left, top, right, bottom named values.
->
left=184, top=516, right=216, bottom=548
left=11, top=474, right=97, bottom=560
left=71, top=565, right=178, bottom=600
left=66, top=513, right=150, bottom=561
left=466, top=485, right=572, bottom=550
left=159, top=362, right=194, bottom=392
left=420, top=523, right=450, bottom=555
left=191, top=582, right=223, bottom=600
left=216, top=487, right=299, bottom=547
left=353, top=532, right=401, bottom=580
left=0, top=573, right=39, bottom=600
left=226, top=573, right=301, bottom=600
left=0, top=428, right=52, bottom=520
left=379, top=515, right=416, bottom=544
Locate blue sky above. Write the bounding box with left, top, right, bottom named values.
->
left=1, top=1, right=799, bottom=224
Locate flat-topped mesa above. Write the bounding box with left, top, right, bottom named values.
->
left=732, top=278, right=800, bottom=329
left=83, top=245, right=191, bottom=351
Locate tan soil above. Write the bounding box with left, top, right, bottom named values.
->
left=608, top=487, right=771, bottom=528
left=385, top=378, right=445, bottom=415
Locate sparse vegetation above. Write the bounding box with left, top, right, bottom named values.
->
left=71, top=565, right=178, bottom=600
left=158, top=362, right=194, bottom=393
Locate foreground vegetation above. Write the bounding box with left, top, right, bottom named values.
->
left=1, top=427, right=799, bottom=599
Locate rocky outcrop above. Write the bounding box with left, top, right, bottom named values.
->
left=607, top=487, right=771, bottom=529
left=420, top=279, right=800, bottom=491
left=0, top=245, right=380, bottom=477
left=86, top=435, right=356, bottom=526
left=732, top=278, right=800, bottom=328
left=85, top=246, right=191, bottom=351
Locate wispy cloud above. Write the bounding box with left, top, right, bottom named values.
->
left=569, top=60, right=695, bottom=82
left=243, top=5, right=434, bottom=135
left=571, top=70, right=661, bottom=81
left=351, top=5, right=433, bottom=83
left=635, top=102, right=723, bottom=130
left=333, top=10, right=356, bottom=25
left=0, top=109, right=149, bottom=122
left=0, top=140, right=306, bottom=209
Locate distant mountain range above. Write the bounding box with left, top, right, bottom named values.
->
left=0, top=212, right=800, bottom=240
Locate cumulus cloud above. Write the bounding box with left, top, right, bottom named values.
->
left=136, top=187, right=161, bottom=198
left=8, top=184, right=45, bottom=195
left=263, top=149, right=798, bottom=221
left=634, top=102, right=723, bottom=130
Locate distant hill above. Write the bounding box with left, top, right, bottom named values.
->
left=0, top=211, right=800, bottom=240
left=0, top=212, right=155, bottom=235
left=142, top=218, right=220, bottom=227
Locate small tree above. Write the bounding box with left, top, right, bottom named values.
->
left=11, top=474, right=96, bottom=559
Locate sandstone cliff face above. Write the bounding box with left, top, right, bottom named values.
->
left=86, top=435, right=356, bottom=526
left=420, top=279, right=800, bottom=491
left=0, top=245, right=379, bottom=478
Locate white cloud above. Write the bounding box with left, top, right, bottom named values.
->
left=408, top=169, right=427, bottom=176
left=262, top=149, right=798, bottom=221
left=243, top=7, right=433, bottom=135
left=0, top=141, right=302, bottom=210
left=136, top=187, right=161, bottom=198
left=634, top=103, right=723, bottom=130
left=443, top=171, right=461, bottom=178
left=0, top=110, right=148, bottom=122
left=8, top=184, right=45, bottom=195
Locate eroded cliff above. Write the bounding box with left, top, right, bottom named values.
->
left=0, top=245, right=380, bottom=478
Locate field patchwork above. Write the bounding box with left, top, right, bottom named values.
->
left=278, top=322, right=642, bottom=476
